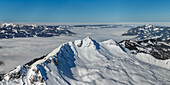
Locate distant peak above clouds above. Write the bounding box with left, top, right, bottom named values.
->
left=1, top=23, right=16, bottom=28
left=0, top=23, right=75, bottom=39
left=122, top=24, right=170, bottom=40
left=0, top=23, right=38, bottom=28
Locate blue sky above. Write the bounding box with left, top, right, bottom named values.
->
left=0, top=0, right=170, bottom=23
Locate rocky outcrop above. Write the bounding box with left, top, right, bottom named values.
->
left=120, top=38, right=170, bottom=60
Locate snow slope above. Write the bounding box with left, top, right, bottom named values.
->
left=1, top=37, right=170, bottom=85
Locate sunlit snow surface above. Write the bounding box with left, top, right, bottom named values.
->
left=0, top=23, right=170, bottom=85
left=1, top=37, right=170, bottom=85
left=0, top=26, right=133, bottom=74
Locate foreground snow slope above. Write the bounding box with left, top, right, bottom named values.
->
left=1, top=37, right=170, bottom=85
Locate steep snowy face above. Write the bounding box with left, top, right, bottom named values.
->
left=1, top=37, right=170, bottom=85
left=0, top=23, right=75, bottom=39
left=122, top=24, right=170, bottom=40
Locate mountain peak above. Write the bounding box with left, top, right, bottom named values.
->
left=1, top=23, right=39, bottom=28
left=82, top=37, right=100, bottom=49
left=83, top=37, right=93, bottom=42
left=144, top=24, right=154, bottom=28
left=1, top=23, right=16, bottom=28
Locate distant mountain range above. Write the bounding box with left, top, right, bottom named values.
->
left=0, top=23, right=75, bottom=39
left=69, top=24, right=135, bottom=29
left=122, top=24, right=170, bottom=40
left=121, top=24, right=170, bottom=60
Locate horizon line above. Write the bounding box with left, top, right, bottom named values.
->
left=1, top=21, right=170, bottom=25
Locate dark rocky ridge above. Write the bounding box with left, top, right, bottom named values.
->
left=120, top=38, right=170, bottom=60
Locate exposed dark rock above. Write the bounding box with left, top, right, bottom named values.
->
left=0, top=61, right=4, bottom=65
left=25, top=54, right=47, bottom=66
left=0, top=74, right=5, bottom=81
left=120, top=38, right=170, bottom=60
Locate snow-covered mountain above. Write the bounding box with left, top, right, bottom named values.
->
left=0, top=23, right=75, bottom=39
left=1, top=37, right=170, bottom=85
left=122, top=24, right=170, bottom=40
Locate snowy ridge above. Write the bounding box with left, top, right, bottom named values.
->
left=1, top=23, right=16, bottom=28
left=1, top=23, right=38, bottom=28
left=1, top=37, right=170, bottom=85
